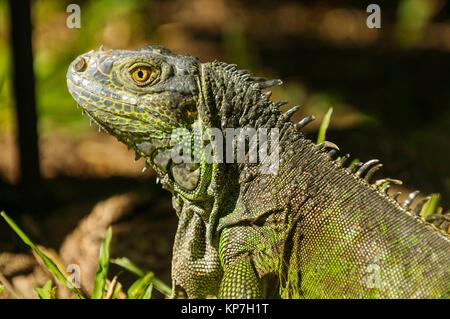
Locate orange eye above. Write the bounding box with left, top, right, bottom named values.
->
left=131, top=66, right=152, bottom=84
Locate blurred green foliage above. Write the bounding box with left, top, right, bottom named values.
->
left=0, top=0, right=154, bottom=134
left=395, top=0, right=434, bottom=46
left=0, top=1, right=12, bottom=134
left=34, top=0, right=153, bottom=133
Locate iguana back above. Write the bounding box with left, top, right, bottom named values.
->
left=230, top=130, right=450, bottom=298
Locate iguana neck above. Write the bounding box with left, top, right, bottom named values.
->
left=175, top=62, right=290, bottom=233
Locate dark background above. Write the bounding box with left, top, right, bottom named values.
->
left=0, top=0, right=449, bottom=298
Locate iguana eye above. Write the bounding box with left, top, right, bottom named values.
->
left=130, top=66, right=153, bottom=85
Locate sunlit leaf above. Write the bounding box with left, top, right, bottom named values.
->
left=111, top=257, right=145, bottom=277
left=420, top=193, right=441, bottom=218
left=92, top=226, right=112, bottom=299
left=127, top=272, right=154, bottom=299
left=113, top=257, right=171, bottom=297
left=317, top=107, right=333, bottom=144
left=35, top=280, right=56, bottom=299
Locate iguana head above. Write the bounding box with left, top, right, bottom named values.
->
left=67, top=45, right=205, bottom=191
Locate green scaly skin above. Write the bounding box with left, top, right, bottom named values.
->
left=67, top=46, right=450, bottom=298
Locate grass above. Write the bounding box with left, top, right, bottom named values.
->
left=91, top=227, right=112, bottom=299
left=317, top=107, right=333, bottom=144
left=420, top=193, right=442, bottom=217
left=0, top=211, right=171, bottom=299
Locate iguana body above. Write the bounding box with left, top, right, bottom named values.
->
left=67, top=46, right=450, bottom=298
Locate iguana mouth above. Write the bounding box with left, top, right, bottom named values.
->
left=66, top=76, right=144, bottom=124
left=67, top=76, right=171, bottom=161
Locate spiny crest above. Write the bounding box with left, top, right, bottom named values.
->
left=224, top=67, right=319, bottom=131
left=314, top=143, right=450, bottom=235
left=220, top=63, right=284, bottom=108
left=270, top=100, right=316, bottom=131
left=270, top=95, right=449, bottom=235
left=248, top=75, right=283, bottom=107
left=220, top=68, right=449, bottom=235
left=220, top=63, right=254, bottom=85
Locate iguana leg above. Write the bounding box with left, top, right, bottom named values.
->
left=218, top=227, right=262, bottom=298
left=171, top=200, right=222, bottom=298
left=219, top=258, right=262, bottom=298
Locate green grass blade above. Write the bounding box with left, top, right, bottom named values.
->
left=127, top=272, right=153, bottom=299
left=110, top=257, right=145, bottom=277
left=0, top=211, right=85, bottom=299
left=112, top=257, right=171, bottom=297
left=91, top=226, right=112, bottom=299
left=151, top=277, right=172, bottom=297
left=317, top=107, right=333, bottom=144
left=140, top=282, right=153, bottom=299
left=420, top=193, right=441, bottom=217
left=35, top=280, right=56, bottom=299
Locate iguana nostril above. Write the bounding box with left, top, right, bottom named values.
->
left=73, top=57, right=87, bottom=72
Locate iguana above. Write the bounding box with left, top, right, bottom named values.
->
left=67, top=45, right=450, bottom=299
